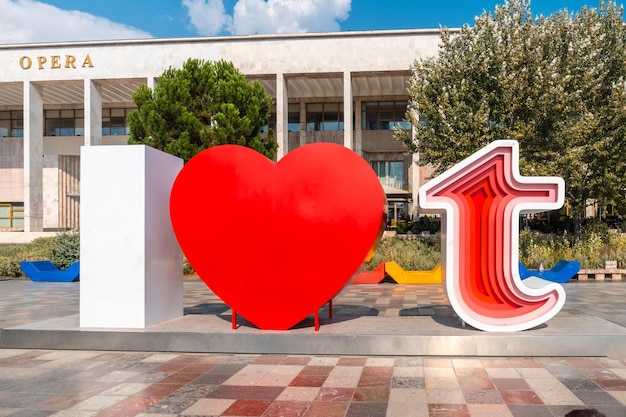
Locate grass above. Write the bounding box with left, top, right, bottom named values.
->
left=366, top=236, right=441, bottom=271
left=519, top=228, right=626, bottom=269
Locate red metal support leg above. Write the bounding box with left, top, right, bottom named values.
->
left=314, top=310, right=320, bottom=332
left=328, top=299, right=333, bottom=319
left=232, top=309, right=237, bottom=330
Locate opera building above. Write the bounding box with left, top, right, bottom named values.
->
left=0, top=29, right=441, bottom=233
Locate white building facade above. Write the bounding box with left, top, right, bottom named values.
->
left=0, top=29, right=441, bottom=232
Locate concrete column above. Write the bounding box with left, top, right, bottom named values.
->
left=84, top=79, right=102, bottom=146
left=23, top=81, right=44, bottom=232
left=147, top=76, right=157, bottom=91
left=275, top=73, right=288, bottom=161
left=299, top=101, right=306, bottom=148
left=354, top=98, right=363, bottom=156
left=343, top=71, right=353, bottom=150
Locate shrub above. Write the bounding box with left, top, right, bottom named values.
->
left=519, top=228, right=626, bottom=269
left=17, top=236, right=56, bottom=262
left=0, top=232, right=80, bottom=277
left=0, top=239, right=54, bottom=278
left=183, top=256, right=195, bottom=275
left=367, top=236, right=441, bottom=271
left=0, top=256, right=21, bottom=277
left=50, top=232, right=80, bottom=269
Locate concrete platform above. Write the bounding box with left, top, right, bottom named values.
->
left=1, top=279, right=626, bottom=357
left=2, top=313, right=625, bottom=357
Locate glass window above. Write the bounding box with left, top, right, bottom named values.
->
left=371, top=161, right=386, bottom=179
left=306, top=103, right=344, bottom=131
left=101, top=108, right=134, bottom=136
left=12, top=204, right=24, bottom=228
left=102, top=108, right=111, bottom=136
left=45, top=109, right=83, bottom=136
left=288, top=103, right=300, bottom=132
left=371, top=161, right=404, bottom=189
left=322, top=103, right=339, bottom=131
left=362, top=101, right=410, bottom=130
left=75, top=118, right=84, bottom=136
left=306, top=103, right=323, bottom=131
left=42, top=108, right=133, bottom=136
left=0, top=120, right=9, bottom=138
left=0, top=111, right=23, bottom=137
left=110, top=117, right=126, bottom=135
left=45, top=111, right=59, bottom=136
left=0, top=203, right=24, bottom=228
left=11, top=125, right=23, bottom=137
left=60, top=118, right=74, bottom=136
left=263, top=104, right=300, bottom=133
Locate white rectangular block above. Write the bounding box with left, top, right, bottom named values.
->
left=80, top=145, right=184, bottom=328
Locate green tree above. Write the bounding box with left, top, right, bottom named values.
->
left=399, top=0, right=626, bottom=225
left=128, top=58, right=277, bottom=162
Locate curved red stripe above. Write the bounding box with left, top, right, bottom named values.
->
left=419, top=141, right=565, bottom=331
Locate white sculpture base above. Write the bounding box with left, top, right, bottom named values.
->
left=79, top=145, right=183, bottom=328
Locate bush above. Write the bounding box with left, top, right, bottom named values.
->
left=50, top=232, right=80, bottom=269
left=519, top=228, right=626, bottom=269
left=367, top=236, right=441, bottom=271
left=17, top=236, right=56, bottom=262
left=375, top=228, right=626, bottom=273
left=183, top=256, right=195, bottom=275
left=0, top=232, right=80, bottom=277
left=0, top=256, right=21, bottom=277
left=395, top=221, right=410, bottom=234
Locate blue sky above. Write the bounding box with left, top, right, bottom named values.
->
left=0, top=0, right=620, bottom=44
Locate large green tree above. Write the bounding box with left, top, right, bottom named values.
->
left=400, top=0, right=626, bottom=222
left=128, top=58, right=277, bottom=162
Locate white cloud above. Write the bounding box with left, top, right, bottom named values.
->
left=183, top=0, right=351, bottom=36
left=182, top=0, right=233, bottom=36
left=0, top=0, right=151, bottom=44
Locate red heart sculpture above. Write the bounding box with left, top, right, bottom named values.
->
left=170, top=143, right=386, bottom=330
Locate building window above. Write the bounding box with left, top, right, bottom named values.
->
left=0, top=111, right=23, bottom=138
left=0, top=203, right=24, bottom=228
left=288, top=104, right=300, bottom=132
left=371, top=161, right=405, bottom=189
left=264, top=104, right=301, bottom=133
left=102, top=108, right=134, bottom=135
left=43, top=108, right=135, bottom=136
left=362, top=101, right=410, bottom=130
left=45, top=109, right=84, bottom=136
left=306, top=103, right=344, bottom=131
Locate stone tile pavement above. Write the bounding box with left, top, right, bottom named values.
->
left=0, top=279, right=625, bottom=417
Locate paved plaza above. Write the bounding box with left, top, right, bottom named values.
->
left=0, top=279, right=625, bottom=416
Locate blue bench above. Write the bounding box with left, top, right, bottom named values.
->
left=518, top=260, right=580, bottom=283
left=20, top=260, right=80, bottom=282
